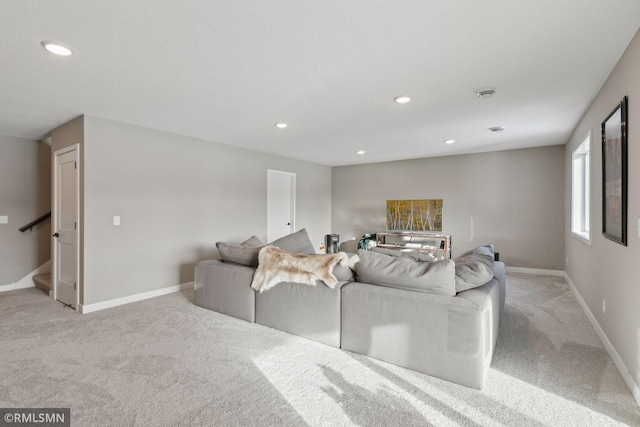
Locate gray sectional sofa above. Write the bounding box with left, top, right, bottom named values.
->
left=195, top=229, right=505, bottom=389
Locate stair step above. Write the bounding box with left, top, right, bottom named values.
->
left=33, top=273, right=51, bottom=293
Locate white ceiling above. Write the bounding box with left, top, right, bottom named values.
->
left=1, top=1, right=639, bottom=166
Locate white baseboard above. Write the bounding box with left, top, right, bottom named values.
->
left=79, top=281, right=194, bottom=314
left=0, top=260, right=52, bottom=293
left=564, top=272, right=640, bottom=406
left=505, top=266, right=565, bottom=277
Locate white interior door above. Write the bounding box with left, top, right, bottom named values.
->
left=267, top=170, right=296, bottom=242
left=53, top=145, right=79, bottom=309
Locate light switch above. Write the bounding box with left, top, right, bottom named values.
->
left=0, top=216, right=7, bottom=224
left=113, top=216, right=121, bottom=226
left=637, top=218, right=640, bottom=237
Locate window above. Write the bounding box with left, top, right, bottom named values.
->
left=572, top=132, right=590, bottom=243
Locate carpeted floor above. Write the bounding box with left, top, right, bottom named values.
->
left=1, top=272, right=639, bottom=426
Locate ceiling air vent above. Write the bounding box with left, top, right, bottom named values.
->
left=476, top=88, right=496, bottom=99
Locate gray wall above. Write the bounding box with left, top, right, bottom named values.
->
left=0, top=135, right=51, bottom=285
left=564, top=29, right=640, bottom=398
left=332, top=145, right=565, bottom=269
left=82, top=116, right=331, bottom=305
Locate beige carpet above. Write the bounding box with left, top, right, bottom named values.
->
left=1, top=273, right=639, bottom=426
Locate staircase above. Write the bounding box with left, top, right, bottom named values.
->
left=33, top=273, right=51, bottom=294
left=18, top=213, right=53, bottom=295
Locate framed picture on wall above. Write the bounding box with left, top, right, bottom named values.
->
left=386, top=199, right=443, bottom=232
left=601, top=96, right=628, bottom=246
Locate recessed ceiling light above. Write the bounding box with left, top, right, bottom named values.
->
left=476, top=88, right=496, bottom=99
left=444, top=139, right=456, bottom=144
left=356, top=150, right=366, bottom=155
left=394, top=96, right=411, bottom=104
left=41, top=41, right=73, bottom=56
left=274, top=123, right=288, bottom=129
left=489, top=126, right=505, bottom=133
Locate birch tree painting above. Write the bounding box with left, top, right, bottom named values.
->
left=386, top=199, right=443, bottom=231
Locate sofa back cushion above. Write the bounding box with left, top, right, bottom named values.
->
left=356, top=249, right=455, bottom=296
left=371, top=246, right=438, bottom=262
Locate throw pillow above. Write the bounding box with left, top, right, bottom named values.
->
left=458, top=244, right=495, bottom=259
left=269, top=229, right=316, bottom=255
left=241, top=235, right=264, bottom=247
left=454, top=250, right=495, bottom=293
left=216, top=242, right=262, bottom=267
left=332, top=261, right=355, bottom=282
left=356, top=249, right=455, bottom=296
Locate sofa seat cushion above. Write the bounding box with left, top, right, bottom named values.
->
left=356, top=249, right=455, bottom=296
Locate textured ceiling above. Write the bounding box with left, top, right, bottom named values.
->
left=1, top=1, right=639, bottom=166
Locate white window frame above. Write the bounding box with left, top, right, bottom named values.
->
left=571, top=131, right=591, bottom=245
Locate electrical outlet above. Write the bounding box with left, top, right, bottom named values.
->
left=0, top=216, right=7, bottom=224
left=113, top=216, right=121, bottom=226
left=602, top=299, right=606, bottom=314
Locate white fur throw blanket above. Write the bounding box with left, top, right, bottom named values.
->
left=250, top=246, right=358, bottom=293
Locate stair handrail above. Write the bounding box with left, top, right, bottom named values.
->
left=19, top=211, right=52, bottom=232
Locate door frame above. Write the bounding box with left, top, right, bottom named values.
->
left=267, top=169, right=296, bottom=242
left=52, top=144, right=80, bottom=310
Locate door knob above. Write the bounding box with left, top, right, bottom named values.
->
left=287, top=222, right=291, bottom=225
left=53, top=233, right=59, bottom=238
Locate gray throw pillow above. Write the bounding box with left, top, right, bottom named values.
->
left=332, top=262, right=355, bottom=282
left=454, top=250, right=495, bottom=293
left=356, top=249, right=455, bottom=296
left=458, top=244, right=494, bottom=259
left=269, top=229, right=315, bottom=255
left=216, top=242, right=262, bottom=267
left=241, top=235, right=264, bottom=247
